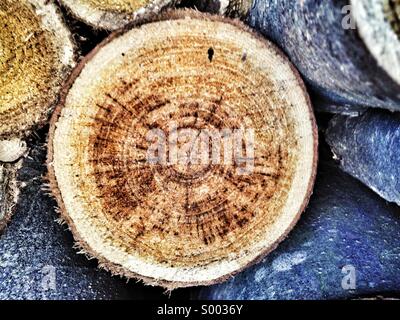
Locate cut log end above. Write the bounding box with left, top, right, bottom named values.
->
left=193, top=0, right=253, bottom=18
left=0, top=0, right=75, bottom=140
left=48, top=10, right=318, bottom=288
left=351, top=0, right=400, bottom=84
left=60, top=0, right=179, bottom=30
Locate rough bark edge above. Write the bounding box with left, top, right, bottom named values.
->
left=46, top=9, right=319, bottom=290
left=0, top=160, right=23, bottom=235
left=58, top=0, right=181, bottom=31
left=0, top=0, right=77, bottom=141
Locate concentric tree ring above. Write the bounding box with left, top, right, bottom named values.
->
left=48, top=10, right=318, bottom=288
left=0, top=0, right=75, bottom=140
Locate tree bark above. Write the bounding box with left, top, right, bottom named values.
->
left=326, top=110, right=400, bottom=205
left=246, top=0, right=400, bottom=112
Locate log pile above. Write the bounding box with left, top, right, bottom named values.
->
left=0, top=0, right=75, bottom=232
left=0, top=0, right=399, bottom=299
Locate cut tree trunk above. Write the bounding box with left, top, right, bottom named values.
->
left=202, top=0, right=400, bottom=112
left=0, top=0, right=75, bottom=140
left=59, top=0, right=180, bottom=30
left=0, top=0, right=75, bottom=231
left=192, top=0, right=252, bottom=18
left=47, top=10, right=318, bottom=289
left=326, top=110, right=400, bottom=206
